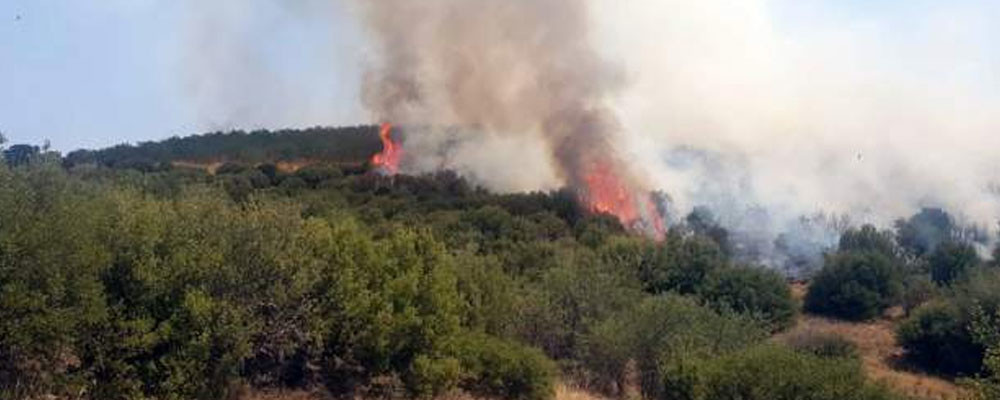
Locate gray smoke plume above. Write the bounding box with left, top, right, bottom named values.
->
left=355, top=0, right=653, bottom=204
left=167, top=0, right=1000, bottom=271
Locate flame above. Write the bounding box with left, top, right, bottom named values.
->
left=582, top=160, right=666, bottom=240
left=371, top=123, right=403, bottom=174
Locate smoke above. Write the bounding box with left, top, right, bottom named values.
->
left=355, top=0, right=653, bottom=199
left=589, top=0, right=1000, bottom=265
left=595, top=1, right=1000, bottom=220
left=349, top=0, right=1000, bottom=267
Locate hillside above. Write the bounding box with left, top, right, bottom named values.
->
left=61, top=125, right=382, bottom=170
left=1, top=133, right=999, bottom=400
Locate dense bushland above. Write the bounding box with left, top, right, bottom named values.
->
left=0, top=133, right=947, bottom=400
left=798, top=207, right=1000, bottom=395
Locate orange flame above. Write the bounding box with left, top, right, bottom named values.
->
left=582, top=160, right=666, bottom=240
left=371, top=123, right=403, bottom=174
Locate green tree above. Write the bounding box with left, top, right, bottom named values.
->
left=702, top=265, right=797, bottom=331
left=805, top=251, right=902, bottom=321
left=929, top=240, right=980, bottom=285
left=838, top=224, right=898, bottom=258
left=895, top=208, right=954, bottom=257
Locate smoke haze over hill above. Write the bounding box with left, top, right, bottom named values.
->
left=346, top=0, right=1000, bottom=262
left=5, top=0, right=999, bottom=263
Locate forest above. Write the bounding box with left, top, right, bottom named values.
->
left=2, top=128, right=1000, bottom=400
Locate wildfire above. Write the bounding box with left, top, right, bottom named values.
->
left=582, top=161, right=666, bottom=240
left=368, top=123, right=664, bottom=240
left=371, top=123, right=403, bottom=174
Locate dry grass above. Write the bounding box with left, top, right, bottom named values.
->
left=171, top=160, right=227, bottom=174
left=239, top=384, right=608, bottom=400
left=777, top=312, right=968, bottom=400
left=784, top=281, right=968, bottom=399
left=172, top=159, right=357, bottom=174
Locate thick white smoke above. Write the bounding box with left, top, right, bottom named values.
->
left=349, top=0, right=1000, bottom=267
left=181, top=0, right=1000, bottom=266
left=596, top=0, right=1000, bottom=226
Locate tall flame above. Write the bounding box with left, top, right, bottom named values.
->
left=371, top=123, right=403, bottom=174
left=582, top=160, right=666, bottom=240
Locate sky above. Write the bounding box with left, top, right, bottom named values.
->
left=1, top=0, right=366, bottom=152
left=0, top=0, right=997, bottom=154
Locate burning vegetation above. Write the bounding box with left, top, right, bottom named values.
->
left=580, top=159, right=666, bottom=240
left=357, top=0, right=669, bottom=239
left=369, top=124, right=666, bottom=238
left=370, top=123, right=403, bottom=174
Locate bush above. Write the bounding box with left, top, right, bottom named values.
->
left=454, top=333, right=557, bottom=400
left=895, top=208, right=954, bottom=257
left=675, top=344, right=900, bottom=400
left=897, top=301, right=983, bottom=375
left=639, top=235, right=727, bottom=295
left=897, top=270, right=1000, bottom=376
left=838, top=225, right=898, bottom=258
left=702, top=265, right=798, bottom=331
left=515, top=246, right=644, bottom=360
left=804, top=251, right=902, bottom=321
left=901, top=274, right=938, bottom=315
left=582, top=295, right=765, bottom=398
left=929, top=240, right=980, bottom=285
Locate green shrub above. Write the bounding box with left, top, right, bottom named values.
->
left=805, top=251, right=903, bottom=321
left=969, top=307, right=1000, bottom=399
left=582, top=295, right=765, bottom=399
left=635, top=235, right=727, bottom=295
left=454, top=333, right=557, bottom=400
left=703, top=265, right=797, bottom=331
left=409, top=355, right=462, bottom=398
left=901, top=274, right=938, bottom=315
left=897, top=301, right=983, bottom=375
left=929, top=240, right=980, bottom=285
left=676, top=344, right=900, bottom=400
left=838, top=225, right=898, bottom=258
left=895, top=208, right=955, bottom=257
left=516, top=247, right=644, bottom=360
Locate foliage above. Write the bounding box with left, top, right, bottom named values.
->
left=702, top=265, right=798, bottom=331
left=928, top=240, right=980, bottom=285
left=895, top=208, right=954, bottom=257
left=838, top=225, right=899, bottom=259
left=897, top=269, right=1000, bottom=376
left=0, top=134, right=910, bottom=399
left=63, top=125, right=381, bottom=169
left=672, top=344, right=900, bottom=400
left=685, top=206, right=731, bottom=255
left=453, top=333, right=557, bottom=400
left=582, top=295, right=766, bottom=398
left=900, top=274, right=938, bottom=315
left=969, top=307, right=1000, bottom=399
left=804, top=251, right=903, bottom=321
left=897, top=301, right=982, bottom=375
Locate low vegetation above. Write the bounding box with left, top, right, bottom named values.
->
left=1, top=131, right=999, bottom=399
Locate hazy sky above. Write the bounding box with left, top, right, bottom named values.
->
left=1, top=0, right=366, bottom=152
left=1, top=0, right=997, bottom=152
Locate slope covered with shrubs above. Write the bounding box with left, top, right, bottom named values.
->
left=0, top=135, right=926, bottom=400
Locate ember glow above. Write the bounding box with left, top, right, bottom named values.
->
left=582, top=160, right=666, bottom=240
left=371, top=123, right=403, bottom=174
